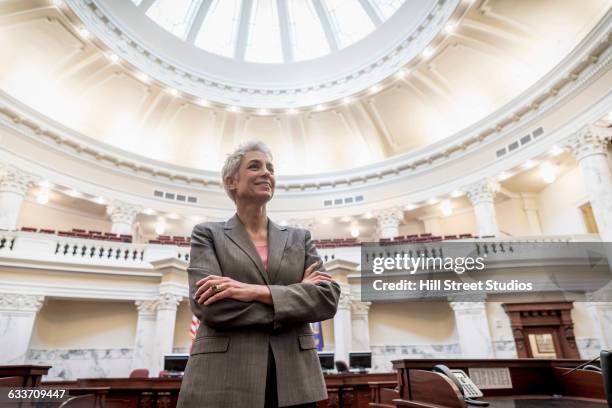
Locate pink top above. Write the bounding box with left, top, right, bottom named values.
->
left=255, top=244, right=268, bottom=270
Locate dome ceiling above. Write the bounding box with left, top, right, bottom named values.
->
left=0, top=0, right=609, bottom=176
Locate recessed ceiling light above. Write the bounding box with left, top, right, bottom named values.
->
left=342, top=97, right=353, bottom=105
left=369, top=85, right=381, bottom=94
left=167, top=212, right=180, bottom=220
left=227, top=105, right=240, bottom=113
left=67, top=189, right=80, bottom=198
left=38, top=180, right=52, bottom=189
left=549, top=146, right=564, bottom=156
left=197, top=98, right=210, bottom=107
left=77, top=27, right=90, bottom=39
left=450, top=190, right=464, bottom=198
left=142, top=208, right=156, bottom=215
left=36, top=191, right=50, bottom=205
left=107, top=53, right=119, bottom=64
left=441, top=200, right=453, bottom=216
left=427, top=197, right=439, bottom=205
left=423, top=47, right=435, bottom=59
left=522, top=160, right=538, bottom=170
left=444, top=23, right=456, bottom=34
left=350, top=227, right=360, bottom=238
left=404, top=203, right=417, bottom=211
left=341, top=216, right=352, bottom=222
left=286, top=108, right=298, bottom=115
left=540, top=162, right=557, bottom=184
left=395, top=69, right=407, bottom=79
left=94, top=196, right=107, bottom=205
left=363, top=211, right=374, bottom=219
left=258, top=108, right=270, bottom=115
left=52, top=0, right=62, bottom=7
left=136, top=72, right=150, bottom=83
left=155, top=218, right=166, bottom=235
left=168, top=88, right=178, bottom=97
left=315, top=104, right=327, bottom=111
left=497, top=171, right=512, bottom=181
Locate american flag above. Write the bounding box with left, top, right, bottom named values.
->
left=190, top=315, right=200, bottom=341
left=311, top=322, right=324, bottom=351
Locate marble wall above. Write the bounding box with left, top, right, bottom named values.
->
left=576, top=337, right=601, bottom=359
left=26, top=349, right=133, bottom=380
left=371, top=344, right=461, bottom=372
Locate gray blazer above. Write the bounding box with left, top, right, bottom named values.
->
left=176, top=215, right=340, bottom=408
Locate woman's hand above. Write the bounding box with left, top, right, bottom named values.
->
left=195, top=276, right=270, bottom=305
left=302, top=260, right=334, bottom=285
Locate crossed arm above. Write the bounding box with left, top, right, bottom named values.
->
left=188, top=224, right=340, bottom=329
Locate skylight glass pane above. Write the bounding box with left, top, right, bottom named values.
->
left=245, top=0, right=283, bottom=63
left=325, top=0, right=375, bottom=48
left=287, top=0, right=330, bottom=62
left=370, top=0, right=405, bottom=19
left=146, top=0, right=202, bottom=40
left=194, top=0, right=241, bottom=58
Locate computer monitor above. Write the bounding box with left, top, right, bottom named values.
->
left=164, top=354, right=189, bottom=372
left=318, top=352, right=334, bottom=371
left=349, top=352, right=372, bottom=370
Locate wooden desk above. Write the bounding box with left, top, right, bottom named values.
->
left=0, top=365, right=51, bottom=387
left=387, top=359, right=607, bottom=408
left=318, top=372, right=396, bottom=408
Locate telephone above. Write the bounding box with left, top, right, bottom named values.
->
left=432, top=364, right=489, bottom=407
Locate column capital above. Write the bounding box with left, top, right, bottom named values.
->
left=135, top=300, right=158, bottom=316
left=338, top=285, right=352, bottom=310
left=106, top=200, right=142, bottom=224
left=0, top=293, right=44, bottom=312
left=465, top=179, right=499, bottom=204
left=351, top=300, right=371, bottom=316
left=565, top=125, right=611, bottom=161
left=156, top=292, right=181, bottom=311
left=287, top=218, right=316, bottom=231
left=374, top=207, right=404, bottom=228
left=0, top=165, right=38, bottom=196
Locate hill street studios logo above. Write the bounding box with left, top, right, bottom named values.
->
left=359, top=241, right=612, bottom=302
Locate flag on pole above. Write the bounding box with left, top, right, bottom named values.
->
left=311, top=322, right=324, bottom=351
left=189, top=315, right=200, bottom=352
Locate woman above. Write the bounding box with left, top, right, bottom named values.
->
left=177, top=141, right=340, bottom=408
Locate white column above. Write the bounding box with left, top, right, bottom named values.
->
left=131, top=300, right=157, bottom=371
left=0, top=294, right=44, bottom=364
left=333, top=284, right=352, bottom=364
left=106, top=200, right=142, bottom=235
left=420, top=215, right=442, bottom=236
left=565, top=125, right=612, bottom=241
left=520, top=193, right=542, bottom=235
left=0, top=165, right=37, bottom=231
left=375, top=208, right=403, bottom=239
left=351, top=301, right=371, bottom=352
left=465, top=179, right=500, bottom=237
left=585, top=301, right=612, bottom=350
left=449, top=300, right=494, bottom=358
left=151, top=292, right=181, bottom=376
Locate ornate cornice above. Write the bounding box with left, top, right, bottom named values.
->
left=564, top=124, right=612, bottom=161
left=0, top=294, right=44, bottom=312
left=63, top=0, right=460, bottom=109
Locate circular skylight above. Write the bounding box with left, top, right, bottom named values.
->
left=133, top=0, right=406, bottom=63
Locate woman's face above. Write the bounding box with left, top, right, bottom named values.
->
left=229, top=150, right=275, bottom=204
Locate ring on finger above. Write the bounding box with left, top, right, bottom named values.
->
left=212, top=283, right=221, bottom=293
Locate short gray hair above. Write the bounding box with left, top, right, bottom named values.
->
left=221, top=140, right=273, bottom=202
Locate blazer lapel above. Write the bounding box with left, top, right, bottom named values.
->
left=267, top=220, right=288, bottom=283
left=223, top=214, right=270, bottom=285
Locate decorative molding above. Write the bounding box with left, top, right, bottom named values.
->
left=0, top=293, right=44, bottom=312
left=564, top=124, right=612, bottom=161
left=465, top=179, right=500, bottom=204
left=156, top=292, right=181, bottom=311
left=64, top=0, right=460, bottom=109
left=106, top=200, right=143, bottom=225
left=134, top=299, right=157, bottom=316
left=338, top=284, right=352, bottom=310
left=351, top=301, right=371, bottom=316
left=374, top=207, right=404, bottom=229
left=0, top=164, right=38, bottom=196
left=0, top=7, right=609, bottom=204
